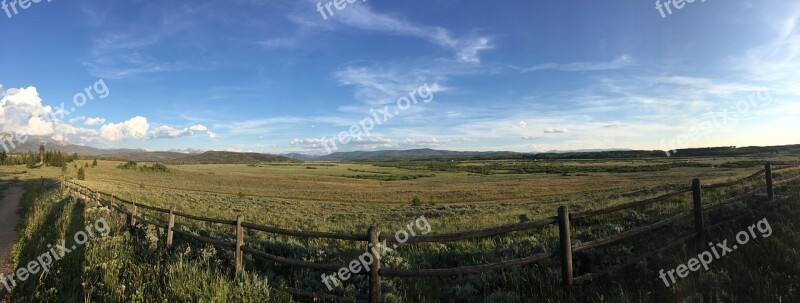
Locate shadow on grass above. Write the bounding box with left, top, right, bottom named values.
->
left=8, top=180, right=87, bottom=303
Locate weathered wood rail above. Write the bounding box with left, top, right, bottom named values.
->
left=59, top=163, right=800, bottom=302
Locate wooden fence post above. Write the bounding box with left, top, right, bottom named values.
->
left=167, top=208, right=176, bottom=249
left=692, top=179, right=704, bottom=250
left=765, top=164, right=774, bottom=201
left=110, top=193, right=115, bottom=208
left=368, top=227, right=382, bottom=303
left=557, top=206, right=573, bottom=292
left=235, top=215, right=244, bottom=275
left=131, top=202, right=138, bottom=226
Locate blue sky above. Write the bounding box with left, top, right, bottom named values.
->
left=0, top=0, right=798, bottom=154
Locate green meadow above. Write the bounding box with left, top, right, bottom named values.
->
left=2, top=154, right=800, bottom=302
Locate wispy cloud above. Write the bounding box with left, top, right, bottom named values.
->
left=284, top=2, right=493, bottom=63
left=80, top=2, right=212, bottom=79
left=519, top=55, right=634, bottom=73
left=731, top=7, right=800, bottom=84
left=544, top=127, right=570, bottom=134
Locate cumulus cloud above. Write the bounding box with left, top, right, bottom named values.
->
left=150, top=125, right=192, bottom=139
left=71, top=116, right=107, bottom=126
left=150, top=124, right=214, bottom=139
left=189, top=124, right=208, bottom=131
left=84, top=117, right=106, bottom=125
left=1, top=85, right=217, bottom=146
left=544, top=127, right=570, bottom=134
left=0, top=86, right=56, bottom=136
left=100, top=116, right=150, bottom=141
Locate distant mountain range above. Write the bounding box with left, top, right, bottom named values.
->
left=166, top=151, right=297, bottom=164
left=309, top=149, right=522, bottom=161
left=1, top=136, right=296, bottom=164
left=5, top=136, right=799, bottom=164
left=2, top=135, right=141, bottom=156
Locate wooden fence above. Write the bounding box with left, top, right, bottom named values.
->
left=59, top=164, right=800, bottom=302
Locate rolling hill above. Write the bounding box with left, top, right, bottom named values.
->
left=165, top=151, right=298, bottom=164
left=315, top=148, right=522, bottom=161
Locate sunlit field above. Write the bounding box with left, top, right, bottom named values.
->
left=3, top=155, right=800, bottom=302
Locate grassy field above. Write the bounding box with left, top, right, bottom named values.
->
left=2, top=155, right=800, bottom=302
left=3, top=156, right=797, bottom=231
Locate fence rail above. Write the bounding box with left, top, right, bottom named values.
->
left=60, top=163, right=800, bottom=302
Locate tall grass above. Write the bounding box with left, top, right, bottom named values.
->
left=4, top=161, right=800, bottom=302
left=7, top=181, right=293, bottom=302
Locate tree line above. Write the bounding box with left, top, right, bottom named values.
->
left=0, top=145, right=79, bottom=168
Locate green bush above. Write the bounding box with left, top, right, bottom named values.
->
left=117, top=161, right=138, bottom=170
left=140, top=163, right=169, bottom=173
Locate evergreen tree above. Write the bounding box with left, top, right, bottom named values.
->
left=38, top=144, right=45, bottom=164
left=25, top=150, right=37, bottom=168
left=77, top=167, right=85, bottom=180
left=92, top=159, right=98, bottom=167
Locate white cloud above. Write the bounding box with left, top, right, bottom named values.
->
left=544, top=127, right=570, bottom=134
left=84, top=117, right=106, bottom=126
left=333, top=65, right=450, bottom=107
left=457, top=37, right=492, bottom=63
left=520, top=55, right=634, bottom=73
left=1, top=85, right=217, bottom=146
left=150, top=124, right=215, bottom=139
left=0, top=87, right=56, bottom=136
left=150, top=125, right=192, bottom=139
left=291, top=138, right=323, bottom=145
left=189, top=124, right=208, bottom=131
left=731, top=8, right=800, bottom=88
left=100, top=116, right=150, bottom=141
left=297, top=4, right=492, bottom=63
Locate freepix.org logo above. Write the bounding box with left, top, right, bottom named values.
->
left=316, top=0, right=367, bottom=21
left=655, top=0, right=708, bottom=19
left=1, top=0, right=52, bottom=19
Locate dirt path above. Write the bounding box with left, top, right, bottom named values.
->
left=0, top=183, right=23, bottom=275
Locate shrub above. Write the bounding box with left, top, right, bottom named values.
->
left=118, top=161, right=138, bottom=170
left=140, top=163, right=169, bottom=173
left=77, top=167, right=85, bottom=180
left=411, top=196, right=422, bottom=206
